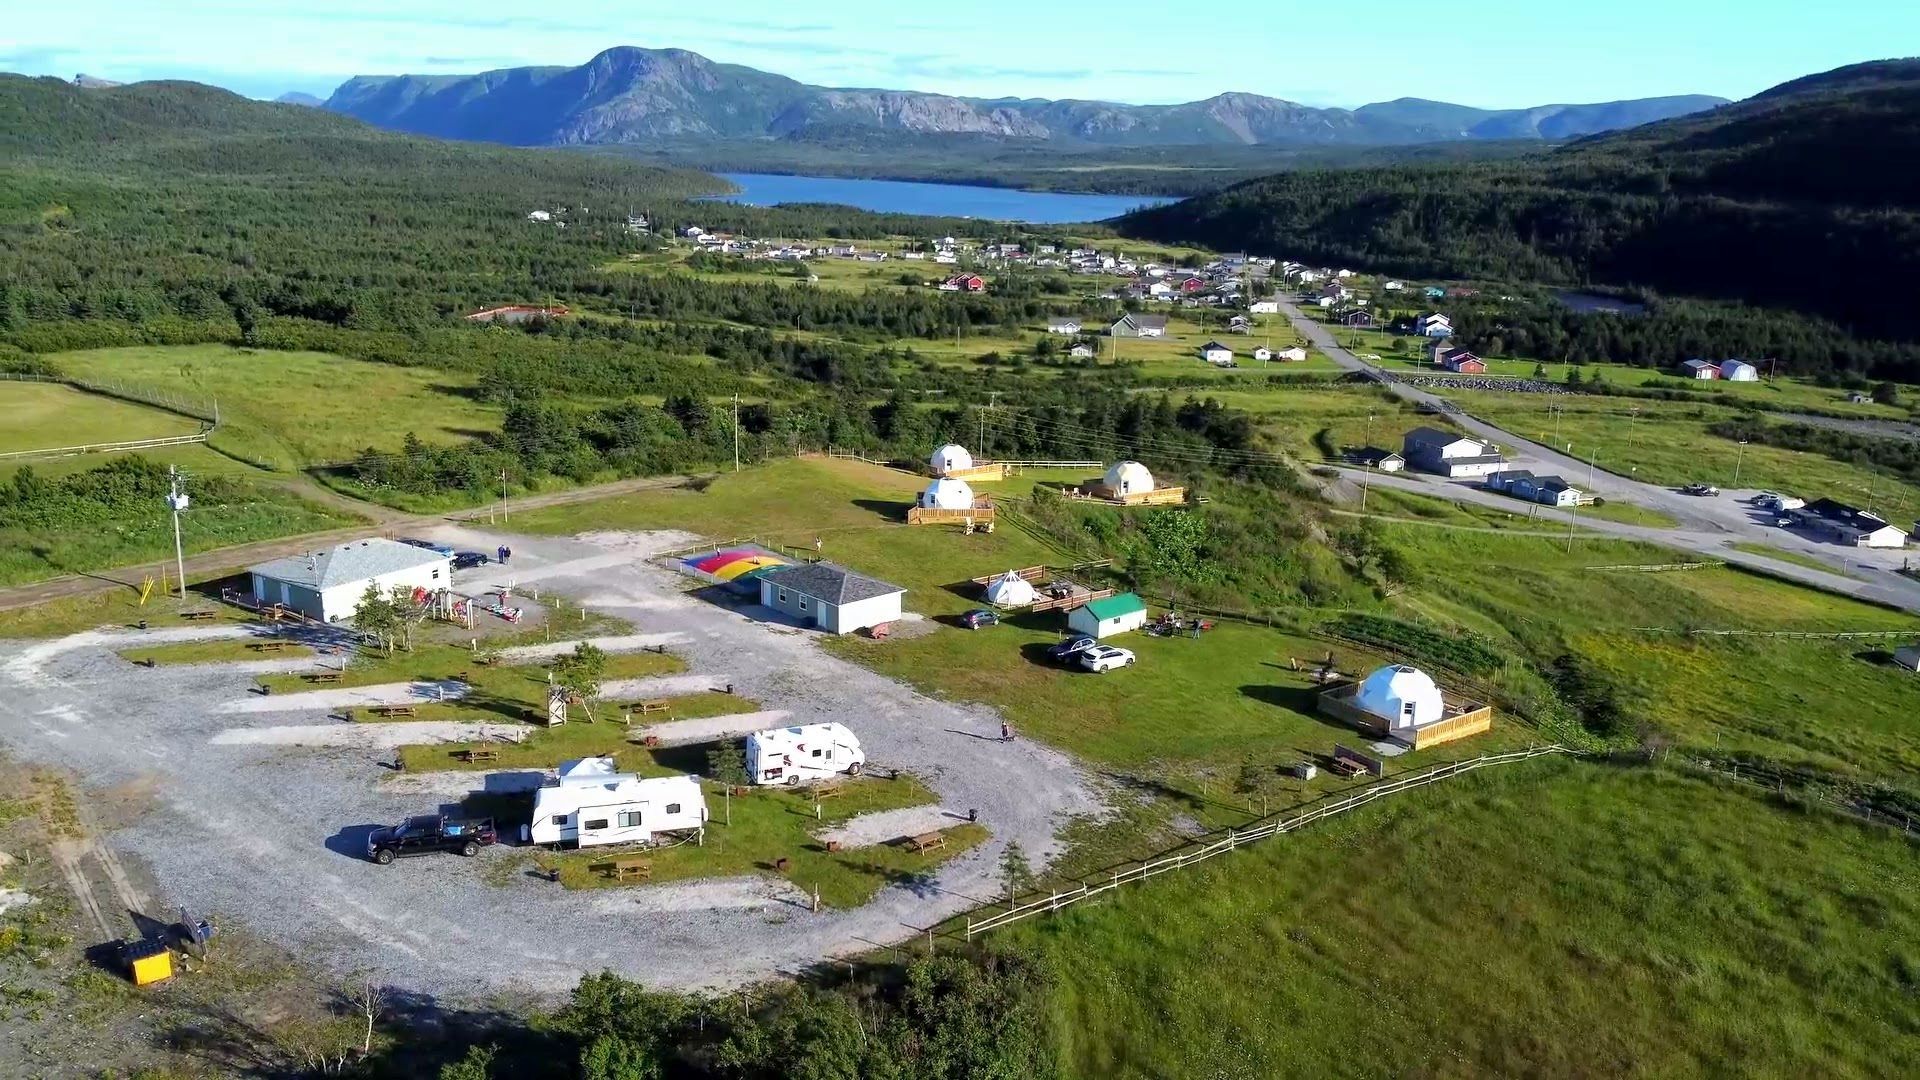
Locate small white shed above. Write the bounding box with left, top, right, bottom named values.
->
left=757, top=562, right=905, bottom=634
left=1067, top=593, right=1149, bottom=639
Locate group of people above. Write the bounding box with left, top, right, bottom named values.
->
left=495, top=545, right=513, bottom=564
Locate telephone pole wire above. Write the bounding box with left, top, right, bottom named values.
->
left=167, top=465, right=188, bottom=599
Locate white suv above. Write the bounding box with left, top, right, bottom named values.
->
left=1078, top=645, right=1136, bottom=673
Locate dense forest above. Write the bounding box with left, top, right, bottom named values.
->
left=1120, top=62, right=1920, bottom=354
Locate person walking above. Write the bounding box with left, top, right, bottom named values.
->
left=496, top=545, right=508, bottom=564
left=1000, top=721, right=1012, bottom=742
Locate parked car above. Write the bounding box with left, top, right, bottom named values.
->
left=366, top=815, right=496, bottom=864
left=1046, top=635, right=1097, bottom=663
left=1681, top=483, right=1720, bottom=496
left=1751, top=491, right=1782, bottom=507
left=1078, top=645, right=1136, bottom=674
left=451, top=550, right=490, bottom=570
left=960, top=609, right=999, bottom=630
left=398, top=537, right=456, bottom=557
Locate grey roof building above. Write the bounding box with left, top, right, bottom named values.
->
left=756, top=562, right=906, bottom=635
left=249, top=538, right=451, bottom=622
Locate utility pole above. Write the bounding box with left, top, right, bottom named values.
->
left=500, top=469, right=509, bottom=521
left=1733, top=439, right=1749, bottom=488
left=166, top=466, right=188, bottom=599
left=732, top=393, right=740, bottom=473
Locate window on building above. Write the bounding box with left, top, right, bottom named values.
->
left=811, top=748, right=823, bottom=758
left=777, top=589, right=788, bottom=604
left=584, top=819, right=608, bottom=831
left=553, top=815, right=570, bottom=826
left=617, top=810, right=641, bottom=828
left=665, top=803, right=681, bottom=815
left=800, top=597, right=809, bottom=611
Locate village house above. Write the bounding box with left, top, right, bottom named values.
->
left=1199, top=341, right=1235, bottom=366
left=1486, top=470, right=1583, bottom=507
left=1249, top=299, right=1280, bottom=315
left=1047, top=317, right=1083, bottom=335
left=1227, top=315, right=1252, bottom=334
left=1790, top=499, right=1907, bottom=548
left=1434, top=346, right=1486, bottom=374
left=1342, top=310, right=1375, bottom=328
left=1355, top=448, right=1406, bottom=472
left=1416, top=313, right=1454, bottom=338
left=1276, top=346, right=1309, bottom=362
left=941, top=274, right=986, bottom=293
left=1252, top=346, right=1272, bottom=362
left=1110, top=313, right=1169, bottom=338
left=1402, top=426, right=1507, bottom=479
left=1682, top=359, right=1721, bottom=380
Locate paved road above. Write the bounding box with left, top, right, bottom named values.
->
left=1285, top=300, right=1920, bottom=614
left=0, top=474, right=694, bottom=615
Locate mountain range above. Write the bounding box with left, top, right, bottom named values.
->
left=321, top=46, right=1726, bottom=149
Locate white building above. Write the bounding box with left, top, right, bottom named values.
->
left=747, top=723, right=866, bottom=786
left=1403, top=426, right=1507, bottom=479
left=1199, top=340, right=1235, bottom=366
left=984, top=570, right=1038, bottom=608
left=1682, top=359, right=1721, bottom=380
left=929, top=443, right=973, bottom=475
left=248, top=539, right=450, bottom=624
left=1046, top=318, right=1082, bottom=335
left=757, top=562, right=905, bottom=635
left=1720, top=359, right=1760, bottom=382
left=1416, top=313, right=1454, bottom=338
left=920, top=477, right=976, bottom=510
left=526, top=209, right=552, bottom=222
left=525, top=758, right=707, bottom=848
left=1276, top=346, right=1309, bottom=363
left=1066, top=592, right=1149, bottom=639
left=1253, top=346, right=1273, bottom=362
left=1354, top=664, right=1444, bottom=731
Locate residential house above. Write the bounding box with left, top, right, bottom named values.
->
left=1252, top=346, right=1273, bottom=362
left=1681, top=359, right=1721, bottom=380
left=1199, top=341, right=1235, bottom=366
left=1402, top=426, right=1507, bottom=479
left=1069, top=343, right=1096, bottom=359
left=1425, top=286, right=1448, bottom=299
left=1487, top=470, right=1582, bottom=507
left=1355, top=448, right=1406, bottom=472
left=1342, top=311, right=1375, bottom=328
left=1720, top=359, right=1760, bottom=382
left=1436, top=347, right=1486, bottom=374
left=933, top=252, right=959, bottom=264
left=1276, top=346, right=1309, bottom=362
left=1249, top=299, right=1280, bottom=315
left=1227, top=315, right=1252, bottom=334
left=1046, top=318, right=1083, bottom=335
left=1383, top=280, right=1404, bottom=292
left=756, top=562, right=906, bottom=635
left=1415, top=313, right=1454, bottom=338
left=1180, top=276, right=1208, bottom=293
left=1789, top=499, right=1908, bottom=548
left=527, top=209, right=553, bottom=222
left=1110, top=314, right=1169, bottom=338
left=943, top=274, right=986, bottom=293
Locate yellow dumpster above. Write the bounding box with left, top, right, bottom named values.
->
left=126, top=938, right=173, bottom=987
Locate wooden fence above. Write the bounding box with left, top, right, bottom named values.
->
left=963, top=744, right=1573, bottom=940
left=1584, top=561, right=1723, bottom=573
left=1629, top=627, right=1916, bottom=639
left=0, top=430, right=212, bottom=462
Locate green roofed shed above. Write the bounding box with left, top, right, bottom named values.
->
left=1068, top=591, right=1150, bottom=639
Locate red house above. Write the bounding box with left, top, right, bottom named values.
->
left=1442, top=348, right=1486, bottom=374
left=1180, top=276, right=1207, bottom=293
left=943, top=274, right=986, bottom=293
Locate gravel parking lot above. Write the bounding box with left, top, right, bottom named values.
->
left=0, top=528, right=1106, bottom=999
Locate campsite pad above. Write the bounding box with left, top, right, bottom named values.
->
left=638, top=709, right=793, bottom=746
left=210, top=720, right=522, bottom=748
left=816, top=805, right=960, bottom=849
left=213, top=679, right=469, bottom=714
left=599, top=673, right=730, bottom=701
left=496, top=632, right=686, bottom=663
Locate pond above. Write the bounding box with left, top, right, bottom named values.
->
left=708, top=172, right=1176, bottom=224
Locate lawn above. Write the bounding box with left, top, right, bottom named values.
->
left=543, top=771, right=987, bottom=907
left=0, top=568, right=258, bottom=639
left=0, top=381, right=203, bottom=454
left=1009, top=758, right=1920, bottom=1079
left=118, top=638, right=313, bottom=665
left=51, top=344, right=500, bottom=472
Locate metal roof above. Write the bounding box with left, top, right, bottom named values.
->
left=758, top=562, right=904, bottom=605
left=1083, top=593, right=1147, bottom=620
left=249, top=538, right=448, bottom=591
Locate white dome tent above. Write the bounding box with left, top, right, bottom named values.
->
left=930, top=444, right=974, bottom=476
left=984, top=570, right=1038, bottom=608
left=920, top=477, right=976, bottom=511
left=1103, top=460, right=1155, bottom=496
left=1353, top=665, right=1443, bottom=730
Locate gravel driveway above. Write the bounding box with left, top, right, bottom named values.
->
left=0, top=527, right=1106, bottom=1001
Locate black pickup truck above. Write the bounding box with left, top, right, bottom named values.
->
left=366, top=815, right=496, bottom=864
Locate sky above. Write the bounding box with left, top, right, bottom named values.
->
left=2, top=1, right=1914, bottom=108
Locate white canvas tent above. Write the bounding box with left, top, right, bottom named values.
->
left=920, top=477, right=976, bottom=510
left=524, top=758, right=707, bottom=848
left=1353, top=665, right=1443, bottom=730
left=984, top=570, right=1038, bottom=607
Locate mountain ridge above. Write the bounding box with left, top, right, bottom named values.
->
left=322, top=45, right=1726, bottom=149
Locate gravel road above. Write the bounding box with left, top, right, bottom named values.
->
left=818, top=806, right=964, bottom=848
left=0, top=526, right=1106, bottom=1001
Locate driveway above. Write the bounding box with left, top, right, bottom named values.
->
left=0, top=528, right=1106, bottom=1000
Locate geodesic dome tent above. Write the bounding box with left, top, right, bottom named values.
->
left=1353, top=665, right=1443, bottom=730
left=930, top=444, right=974, bottom=476
left=1103, top=460, right=1155, bottom=496
left=984, top=571, right=1038, bottom=607
left=920, top=477, right=976, bottom=510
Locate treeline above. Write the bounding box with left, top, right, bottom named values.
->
left=1118, top=75, right=1920, bottom=353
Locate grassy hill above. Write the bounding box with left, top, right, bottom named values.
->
left=1118, top=61, right=1920, bottom=343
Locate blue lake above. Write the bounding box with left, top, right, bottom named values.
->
left=709, top=172, right=1175, bottom=223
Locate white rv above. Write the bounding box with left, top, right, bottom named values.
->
left=746, top=723, right=866, bottom=786
left=524, top=757, right=708, bottom=848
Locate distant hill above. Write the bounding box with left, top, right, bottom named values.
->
left=70, top=74, right=122, bottom=88
left=275, top=91, right=324, bottom=107
left=323, top=45, right=1724, bottom=150
left=1117, top=61, right=1920, bottom=341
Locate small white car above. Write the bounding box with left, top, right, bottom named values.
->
left=1078, top=645, right=1136, bottom=673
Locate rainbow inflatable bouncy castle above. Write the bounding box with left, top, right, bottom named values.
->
left=685, top=548, right=790, bottom=586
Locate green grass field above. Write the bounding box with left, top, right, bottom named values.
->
left=118, top=638, right=314, bottom=665
left=51, top=344, right=500, bottom=471
left=1010, top=758, right=1920, bottom=1078
left=0, top=381, right=204, bottom=454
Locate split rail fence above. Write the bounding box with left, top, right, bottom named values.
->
left=964, top=744, right=1573, bottom=940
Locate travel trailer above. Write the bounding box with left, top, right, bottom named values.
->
left=746, top=723, right=866, bottom=786
left=523, top=758, right=707, bottom=848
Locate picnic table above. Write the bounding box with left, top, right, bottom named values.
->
left=813, top=783, right=844, bottom=801
left=456, top=748, right=499, bottom=764
left=372, top=705, right=417, bottom=719
left=249, top=640, right=292, bottom=653
left=595, top=856, right=652, bottom=882
left=905, top=831, right=946, bottom=853
left=307, top=671, right=343, bottom=684
left=1328, top=758, right=1367, bottom=778
left=629, top=699, right=670, bottom=715
left=179, top=610, right=217, bottom=622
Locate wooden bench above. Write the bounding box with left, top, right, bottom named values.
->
left=249, top=640, right=291, bottom=653
left=1328, top=758, right=1367, bottom=779
left=813, top=784, right=844, bottom=801
left=456, top=748, right=499, bottom=764
left=307, top=671, right=343, bottom=684
left=372, top=705, right=418, bottom=719
left=179, top=611, right=217, bottom=622
left=629, top=699, right=670, bottom=715
left=596, top=856, right=652, bottom=882
left=905, top=831, right=946, bottom=853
